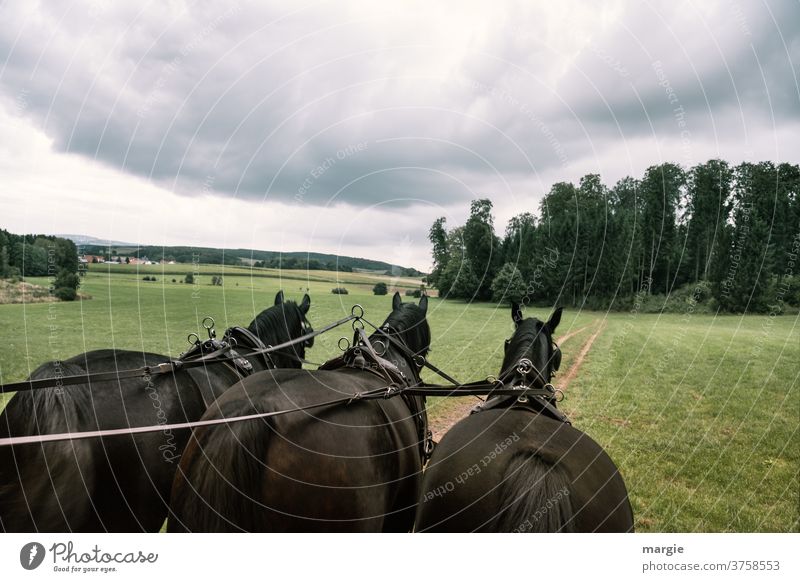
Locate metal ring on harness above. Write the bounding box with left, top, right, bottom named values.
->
left=338, top=337, right=351, bottom=351
left=202, top=316, right=216, bottom=339
left=351, top=304, right=365, bottom=319
left=187, top=332, right=200, bottom=345
left=413, top=354, right=426, bottom=368
left=554, top=388, right=565, bottom=402
left=516, top=358, right=533, bottom=376
left=352, top=318, right=365, bottom=331
left=372, top=339, right=387, bottom=356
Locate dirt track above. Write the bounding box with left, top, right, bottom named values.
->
left=428, top=321, right=604, bottom=440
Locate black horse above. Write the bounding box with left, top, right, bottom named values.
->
left=169, top=292, right=430, bottom=532
left=415, top=304, right=634, bottom=532
left=0, top=291, right=313, bottom=532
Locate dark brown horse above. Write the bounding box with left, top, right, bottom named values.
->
left=169, top=293, right=430, bottom=532
left=0, top=292, right=312, bottom=532
left=415, top=305, right=634, bottom=532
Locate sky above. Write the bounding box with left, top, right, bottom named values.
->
left=0, top=0, right=797, bottom=271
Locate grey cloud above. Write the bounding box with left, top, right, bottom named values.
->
left=0, top=0, right=797, bottom=210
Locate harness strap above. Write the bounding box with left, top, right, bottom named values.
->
left=0, top=314, right=357, bottom=393
left=0, top=385, right=395, bottom=447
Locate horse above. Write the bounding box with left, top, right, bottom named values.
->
left=415, top=304, right=634, bottom=532
left=168, top=292, right=430, bottom=532
left=0, top=291, right=313, bottom=532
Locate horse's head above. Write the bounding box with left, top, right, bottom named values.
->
left=501, top=303, right=562, bottom=385
left=248, top=290, right=313, bottom=367
left=377, top=291, right=431, bottom=365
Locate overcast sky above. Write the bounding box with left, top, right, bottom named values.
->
left=0, top=0, right=797, bottom=270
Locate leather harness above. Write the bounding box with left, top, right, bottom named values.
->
left=319, top=327, right=435, bottom=462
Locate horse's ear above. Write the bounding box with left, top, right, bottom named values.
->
left=546, top=306, right=563, bottom=333
left=511, top=301, right=523, bottom=326
left=392, top=291, right=402, bottom=311
left=274, top=290, right=285, bottom=305
left=300, top=293, right=311, bottom=314
left=418, top=294, right=428, bottom=314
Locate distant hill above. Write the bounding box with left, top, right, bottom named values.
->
left=64, top=235, right=425, bottom=277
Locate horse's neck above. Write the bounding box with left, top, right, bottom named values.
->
left=385, top=345, right=418, bottom=385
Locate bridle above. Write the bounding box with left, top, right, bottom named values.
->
left=470, top=331, right=568, bottom=424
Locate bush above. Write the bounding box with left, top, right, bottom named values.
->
left=53, top=286, right=77, bottom=301
left=491, top=263, right=527, bottom=304
left=373, top=282, right=388, bottom=295
left=53, top=270, right=80, bottom=301
left=172, top=279, right=177, bottom=283
left=404, top=289, right=422, bottom=298
left=184, top=273, right=194, bottom=284
left=142, top=275, right=157, bottom=282
left=331, top=287, right=349, bottom=295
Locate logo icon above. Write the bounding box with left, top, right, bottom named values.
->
left=20, top=542, right=46, bottom=570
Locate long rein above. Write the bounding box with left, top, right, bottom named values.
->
left=0, top=306, right=565, bottom=447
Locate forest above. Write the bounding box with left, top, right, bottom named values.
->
left=428, top=160, right=800, bottom=313
left=0, top=230, right=81, bottom=300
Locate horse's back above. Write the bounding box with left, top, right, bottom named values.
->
left=171, top=368, right=423, bottom=532
left=417, top=409, right=633, bottom=532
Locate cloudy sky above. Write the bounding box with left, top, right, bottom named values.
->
left=0, top=0, right=797, bottom=270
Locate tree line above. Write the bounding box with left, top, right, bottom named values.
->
left=428, top=160, right=800, bottom=313
left=0, top=229, right=82, bottom=300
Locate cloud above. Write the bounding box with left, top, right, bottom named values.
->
left=0, top=0, right=798, bottom=269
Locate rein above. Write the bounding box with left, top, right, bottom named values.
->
left=0, top=313, right=357, bottom=394
left=0, top=305, right=569, bottom=447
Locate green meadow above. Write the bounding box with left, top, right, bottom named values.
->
left=0, top=267, right=797, bottom=532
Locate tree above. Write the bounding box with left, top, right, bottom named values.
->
left=184, top=273, right=195, bottom=284
left=685, top=160, right=732, bottom=283
left=639, top=163, right=686, bottom=294
left=373, top=282, right=388, bottom=295
left=463, top=199, right=500, bottom=300
left=0, top=245, right=9, bottom=278
left=445, top=258, right=480, bottom=301
left=54, top=269, right=80, bottom=301
left=501, top=213, right=536, bottom=277
left=428, top=217, right=449, bottom=289
left=12, top=242, right=48, bottom=276
left=491, top=263, right=527, bottom=303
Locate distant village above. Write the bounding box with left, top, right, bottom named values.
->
left=79, top=254, right=177, bottom=266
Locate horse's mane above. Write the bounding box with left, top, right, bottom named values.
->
left=377, top=303, right=431, bottom=358
left=500, top=318, right=551, bottom=376
left=1, top=361, right=93, bottom=438
left=247, top=301, right=303, bottom=345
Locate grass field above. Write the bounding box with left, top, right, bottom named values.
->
left=0, top=267, right=797, bottom=532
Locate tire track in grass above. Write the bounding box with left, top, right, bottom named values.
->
left=429, top=322, right=597, bottom=441
left=559, top=320, right=607, bottom=392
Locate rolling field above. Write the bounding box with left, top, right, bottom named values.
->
left=0, top=268, right=797, bottom=532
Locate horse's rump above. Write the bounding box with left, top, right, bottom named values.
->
left=170, top=368, right=423, bottom=532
